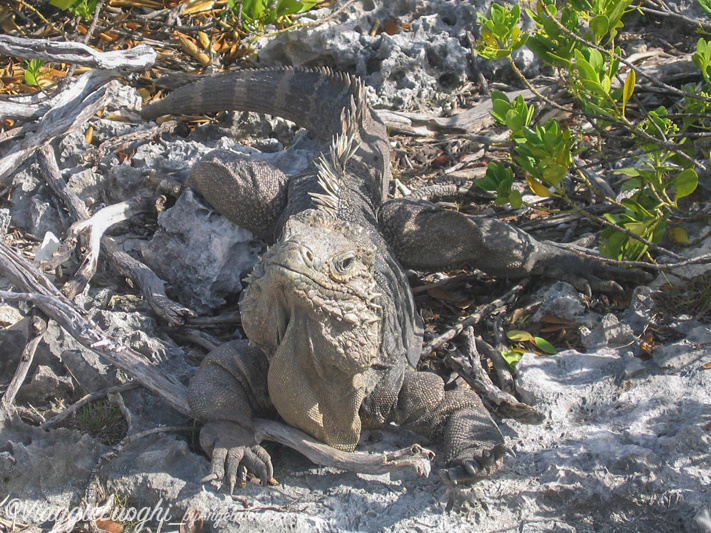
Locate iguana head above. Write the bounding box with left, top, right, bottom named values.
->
left=240, top=209, right=382, bottom=373
left=240, top=209, right=384, bottom=450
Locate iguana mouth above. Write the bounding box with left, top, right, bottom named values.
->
left=270, top=261, right=350, bottom=296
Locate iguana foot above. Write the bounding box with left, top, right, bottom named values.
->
left=533, top=242, right=654, bottom=296
left=438, top=443, right=512, bottom=486
left=198, top=420, right=275, bottom=493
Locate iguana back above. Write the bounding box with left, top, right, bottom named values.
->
left=141, top=67, right=392, bottom=203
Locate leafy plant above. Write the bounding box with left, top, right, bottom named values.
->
left=698, top=0, right=711, bottom=20
left=50, top=0, right=99, bottom=21
left=229, top=0, right=320, bottom=31
left=500, top=329, right=557, bottom=370
left=475, top=0, right=701, bottom=261
left=507, top=329, right=558, bottom=354
left=23, top=59, right=47, bottom=87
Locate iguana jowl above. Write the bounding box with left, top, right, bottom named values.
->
left=142, top=68, right=641, bottom=489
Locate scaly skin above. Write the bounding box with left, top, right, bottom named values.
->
left=143, top=67, right=647, bottom=490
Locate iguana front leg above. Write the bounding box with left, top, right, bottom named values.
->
left=188, top=340, right=277, bottom=492
left=375, top=369, right=509, bottom=485
left=189, top=150, right=289, bottom=242
left=379, top=198, right=649, bottom=294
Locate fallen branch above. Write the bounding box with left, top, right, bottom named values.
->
left=448, top=327, right=544, bottom=425
left=0, top=36, right=155, bottom=184
left=565, top=246, right=711, bottom=271
left=170, top=328, right=223, bottom=352
left=252, top=419, right=433, bottom=477
left=0, top=71, right=110, bottom=184
left=103, top=237, right=193, bottom=326
left=0, top=35, right=156, bottom=70
left=41, top=381, right=140, bottom=430
left=0, top=101, right=48, bottom=121
left=377, top=88, right=539, bottom=137
left=482, top=316, right=515, bottom=394
left=37, top=145, right=192, bottom=325
left=0, top=242, right=190, bottom=416
left=421, top=279, right=528, bottom=356
left=54, top=196, right=153, bottom=298
left=0, top=316, right=47, bottom=414
left=0, top=287, right=190, bottom=417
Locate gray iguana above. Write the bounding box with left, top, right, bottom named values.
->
left=141, top=68, right=642, bottom=490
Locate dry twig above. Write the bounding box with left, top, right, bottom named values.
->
left=447, top=327, right=544, bottom=424
left=421, top=279, right=529, bottom=356
left=0, top=315, right=47, bottom=413
left=0, top=34, right=155, bottom=70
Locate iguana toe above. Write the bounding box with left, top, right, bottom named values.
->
left=198, top=420, right=273, bottom=492
left=440, top=443, right=512, bottom=486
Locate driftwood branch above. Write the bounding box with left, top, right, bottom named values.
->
left=377, top=88, right=537, bottom=137
left=448, top=327, right=544, bottom=425
left=421, top=279, right=529, bottom=356
left=37, top=144, right=91, bottom=220
left=40, top=381, right=140, bottom=430
left=37, top=145, right=192, bottom=325
left=0, top=35, right=156, bottom=70
left=253, top=419, right=433, bottom=477
left=0, top=37, right=155, bottom=183
left=0, top=101, right=48, bottom=121
left=103, top=237, right=194, bottom=326
left=0, top=242, right=190, bottom=416
left=0, top=71, right=110, bottom=183
left=0, top=287, right=190, bottom=417
left=481, top=316, right=515, bottom=394
left=0, top=316, right=47, bottom=413
left=0, top=243, right=433, bottom=476
left=56, top=196, right=153, bottom=297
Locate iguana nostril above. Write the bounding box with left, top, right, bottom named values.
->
left=301, top=246, right=315, bottom=266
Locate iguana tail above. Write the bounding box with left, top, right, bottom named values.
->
left=140, top=67, right=366, bottom=142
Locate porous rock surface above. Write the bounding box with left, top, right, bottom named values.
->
left=254, top=0, right=534, bottom=111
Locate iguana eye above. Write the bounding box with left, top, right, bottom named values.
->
left=334, top=253, right=355, bottom=274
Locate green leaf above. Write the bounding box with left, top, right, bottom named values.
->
left=491, top=91, right=512, bottom=124
left=527, top=175, right=554, bottom=197
left=475, top=177, right=497, bottom=192
left=50, top=0, right=78, bottom=8
left=589, top=14, right=609, bottom=43
left=533, top=337, right=557, bottom=354
left=505, top=108, right=526, bottom=131
left=673, top=168, right=698, bottom=201
left=698, top=0, right=711, bottom=19
left=618, top=167, right=640, bottom=177
left=669, top=227, right=690, bottom=244
left=509, top=189, right=523, bottom=209
left=622, top=69, right=636, bottom=115
left=23, top=59, right=46, bottom=87
left=507, top=330, right=535, bottom=342
left=600, top=230, right=627, bottom=260
left=501, top=349, right=524, bottom=367
left=574, top=52, right=599, bottom=82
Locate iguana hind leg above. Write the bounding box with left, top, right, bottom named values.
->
left=188, top=340, right=276, bottom=491
left=189, top=149, right=289, bottom=242
left=379, top=197, right=648, bottom=293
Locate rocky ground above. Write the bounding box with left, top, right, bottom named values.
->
left=1, top=1, right=711, bottom=532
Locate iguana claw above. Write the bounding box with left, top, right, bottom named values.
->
left=439, top=443, right=512, bottom=486
left=198, top=420, right=274, bottom=492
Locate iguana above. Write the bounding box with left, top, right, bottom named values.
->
left=141, top=68, right=642, bottom=490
